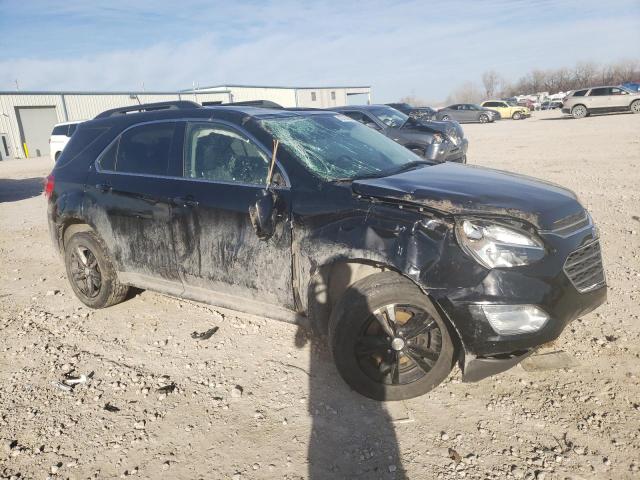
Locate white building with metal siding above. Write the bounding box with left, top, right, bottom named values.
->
left=0, top=84, right=371, bottom=160
left=0, top=90, right=230, bottom=159
left=184, top=84, right=372, bottom=109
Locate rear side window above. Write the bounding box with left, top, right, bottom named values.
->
left=115, top=122, right=177, bottom=175
left=52, top=125, right=68, bottom=136
left=588, top=88, right=608, bottom=96
left=573, top=90, right=587, bottom=97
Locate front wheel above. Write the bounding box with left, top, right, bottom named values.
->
left=512, top=111, right=522, bottom=120
left=630, top=99, right=640, bottom=114
left=64, top=231, right=129, bottom=308
left=571, top=104, right=588, bottom=119
left=329, top=272, right=456, bottom=401
left=441, top=115, right=450, bottom=121
left=479, top=114, right=488, bottom=123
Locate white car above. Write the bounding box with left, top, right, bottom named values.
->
left=49, top=121, right=83, bottom=161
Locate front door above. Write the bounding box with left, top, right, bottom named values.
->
left=84, top=121, right=183, bottom=293
left=170, top=121, right=294, bottom=311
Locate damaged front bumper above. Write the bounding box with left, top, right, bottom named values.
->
left=426, top=138, right=468, bottom=164
left=428, top=227, right=607, bottom=382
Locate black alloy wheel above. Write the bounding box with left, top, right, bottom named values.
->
left=355, top=303, right=443, bottom=386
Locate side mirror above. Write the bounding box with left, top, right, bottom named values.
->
left=249, top=189, right=276, bottom=240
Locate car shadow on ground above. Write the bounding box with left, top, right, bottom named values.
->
left=297, top=328, right=406, bottom=480
left=0, top=177, right=43, bottom=203
left=297, top=272, right=406, bottom=479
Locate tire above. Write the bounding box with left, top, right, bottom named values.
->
left=64, top=231, right=129, bottom=309
left=479, top=114, right=488, bottom=123
left=441, top=115, right=450, bottom=121
left=512, top=111, right=522, bottom=120
left=571, top=104, right=588, bottom=119
left=329, top=272, right=456, bottom=401
left=631, top=99, right=640, bottom=114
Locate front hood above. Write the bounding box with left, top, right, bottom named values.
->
left=402, top=118, right=463, bottom=138
left=352, top=162, right=582, bottom=229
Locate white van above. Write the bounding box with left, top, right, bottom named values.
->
left=49, top=121, right=83, bottom=161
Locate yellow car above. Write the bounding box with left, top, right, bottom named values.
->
left=481, top=100, right=531, bottom=120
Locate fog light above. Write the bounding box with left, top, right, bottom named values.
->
left=480, top=305, right=549, bottom=335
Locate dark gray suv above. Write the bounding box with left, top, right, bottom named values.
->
left=331, top=105, right=468, bottom=163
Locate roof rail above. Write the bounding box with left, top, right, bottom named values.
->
left=94, top=101, right=202, bottom=119
left=223, top=100, right=284, bottom=109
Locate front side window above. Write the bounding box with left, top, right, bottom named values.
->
left=184, top=123, right=269, bottom=185
left=114, top=122, right=177, bottom=175
left=259, top=113, right=420, bottom=181
left=610, top=87, right=625, bottom=95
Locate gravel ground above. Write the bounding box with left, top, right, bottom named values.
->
left=1, top=109, right=639, bottom=480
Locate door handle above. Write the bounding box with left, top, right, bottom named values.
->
left=171, top=196, right=199, bottom=208
left=96, top=183, right=112, bottom=193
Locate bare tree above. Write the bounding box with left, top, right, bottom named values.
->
left=446, top=82, right=483, bottom=104
left=481, top=70, right=502, bottom=98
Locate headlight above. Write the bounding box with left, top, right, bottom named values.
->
left=456, top=218, right=545, bottom=268
left=446, top=128, right=460, bottom=146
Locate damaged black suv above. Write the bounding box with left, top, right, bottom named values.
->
left=47, top=101, right=606, bottom=401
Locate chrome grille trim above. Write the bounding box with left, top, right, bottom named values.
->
left=563, top=240, right=606, bottom=293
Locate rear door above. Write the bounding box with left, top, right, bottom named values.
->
left=169, top=121, right=295, bottom=310
left=84, top=121, right=183, bottom=293
left=587, top=87, right=609, bottom=110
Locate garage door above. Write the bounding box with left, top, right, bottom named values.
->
left=16, top=106, right=59, bottom=158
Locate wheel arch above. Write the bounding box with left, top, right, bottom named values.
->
left=306, top=259, right=466, bottom=362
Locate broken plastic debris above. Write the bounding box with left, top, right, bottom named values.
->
left=104, top=403, right=120, bottom=413
left=52, top=371, right=94, bottom=392
left=190, top=326, right=219, bottom=340
left=156, top=383, right=176, bottom=394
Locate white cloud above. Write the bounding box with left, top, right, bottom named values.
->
left=1, top=0, right=639, bottom=101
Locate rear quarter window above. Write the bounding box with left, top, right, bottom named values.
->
left=55, top=126, right=110, bottom=167
left=573, top=90, right=587, bottom=97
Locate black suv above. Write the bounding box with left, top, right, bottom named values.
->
left=331, top=105, right=468, bottom=164
left=47, top=101, right=606, bottom=401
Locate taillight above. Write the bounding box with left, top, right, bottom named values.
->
left=44, top=174, right=55, bottom=200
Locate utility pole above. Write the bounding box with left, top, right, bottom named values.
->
left=14, top=79, right=19, bottom=91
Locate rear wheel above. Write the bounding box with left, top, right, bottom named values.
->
left=571, top=104, right=588, bottom=119
left=630, top=99, right=640, bottom=114
left=64, top=231, right=129, bottom=308
left=441, top=115, right=450, bottom=121
left=479, top=114, right=488, bottom=123
left=329, top=272, right=456, bottom=401
left=512, top=111, right=522, bottom=120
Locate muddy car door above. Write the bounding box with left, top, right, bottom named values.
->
left=170, top=121, right=295, bottom=313
left=84, top=121, right=183, bottom=292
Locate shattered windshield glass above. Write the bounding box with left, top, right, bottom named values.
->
left=259, top=113, right=421, bottom=181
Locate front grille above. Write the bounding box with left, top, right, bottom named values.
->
left=564, top=240, right=606, bottom=293
left=551, top=210, right=590, bottom=237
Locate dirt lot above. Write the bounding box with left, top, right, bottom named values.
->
left=1, top=110, right=639, bottom=480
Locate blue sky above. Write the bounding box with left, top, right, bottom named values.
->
left=0, top=0, right=638, bottom=101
